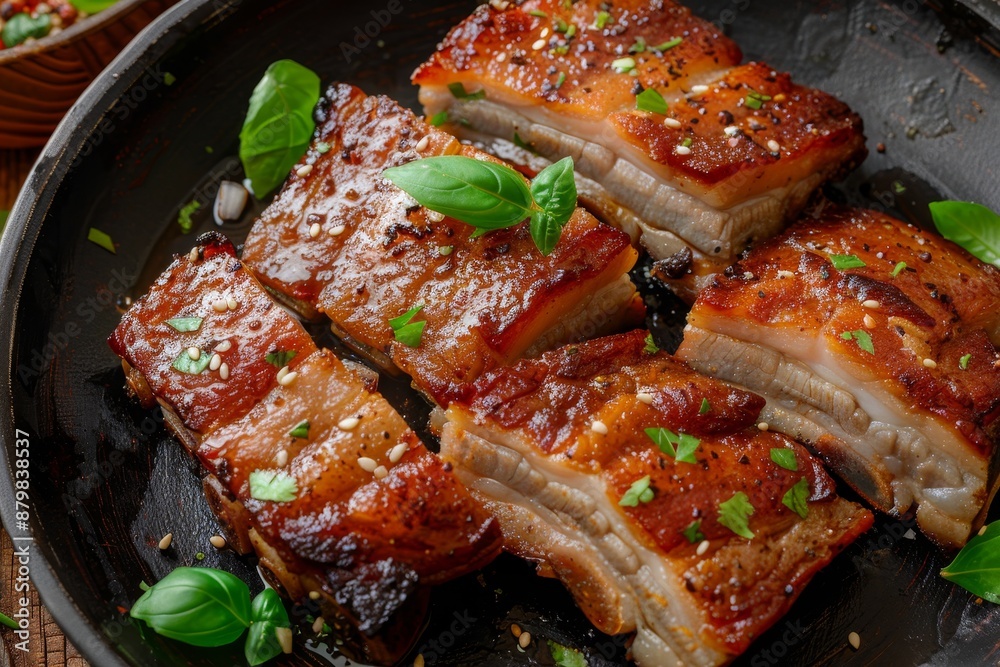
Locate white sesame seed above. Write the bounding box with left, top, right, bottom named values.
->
left=743, top=271, right=755, bottom=280
left=338, top=416, right=360, bottom=430
left=636, top=392, right=654, bottom=404
left=210, top=535, right=226, bottom=549
left=758, top=422, right=769, bottom=431
left=696, top=540, right=710, bottom=556
left=980, top=525, right=988, bottom=536
left=219, top=363, right=230, bottom=380
left=540, top=27, right=549, bottom=38
left=767, top=139, right=781, bottom=153
left=724, top=125, right=739, bottom=136
left=728, top=137, right=740, bottom=148
left=923, top=358, right=937, bottom=369
left=227, top=297, right=238, bottom=311
left=863, top=314, right=876, bottom=329
left=691, top=84, right=709, bottom=94
left=358, top=457, right=378, bottom=472
left=213, top=299, right=228, bottom=312
left=519, top=632, right=532, bottom=648
left=158, top=533, right=173, bottom=550
left=209, top=354, right=222, bottom=371
left=373, top=465, right=389, bottom=480
left=862, top=299, right=880, bottom=309
left=777, top=270, right=795, bottom=279
left=276, top=449, right=289, bottom=467
left=312, top=616, right=326, bottom=634
left=496, top=52, right=507, bottom=63
left=275, top=627, right=293, bottom=654
left=277, top=366, right=290, bottom=382
left=438, top=245, right=454, bottom=256
left=188, top=248, right=199, bottom=262
left=415, top=136, right=430, bottom=152
left=591, top=420, right=609, bottom=434
left=309, top=590, right=321, bottom=600
left=279, top=371, right=297, bottom=386
left=187, top=347, right=201, bottom=361
left=296, top=164, right=313, bottom=177
left=426, top=210, right=446, bottom=223
left=309, top=223, right=322, bottom=238
left=848, top=631, right=860, bottom=650
left=488, top=0, right=508, bottom=9
left=329, top=224, right=346, bottom=236
left=532, top=38, right=546, bottom=50
left=663, top=117, right=682, bottom=129
left=215, top=339, right=232, bottom=352
left=675, top=145, right=692, bottom=155
left=389, top=443, right=409, bottom=464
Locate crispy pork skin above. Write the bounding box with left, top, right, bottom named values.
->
left=241, top=84, right=641, bottom=406
left=676, top=207, right=1000, bottom=548
left=109, top=234, right=502, bottom=664
left=442, top=331, right=873, bottom=666
left=413, top=0, right=866, bottom=264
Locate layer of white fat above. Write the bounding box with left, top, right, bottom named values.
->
left=419, top=88, right=818, bottom=260
left=679, top=323, right=985, bottom=546
left=441, top=419, right=728, bottom=667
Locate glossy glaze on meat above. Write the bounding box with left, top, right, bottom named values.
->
left=677, top=206, right=1000, bottom=548
left=241, top=84, right=641, bottom=406
left=108, top=234, right=502, bottom=664
left=442, top=330, right=873, bottom=665
left=413, top=0, right=866, bottom=264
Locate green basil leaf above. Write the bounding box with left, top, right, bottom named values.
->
left=239, top=60, right=321, bottom=198
left=699, top=398, right=711, bottom=415
left=828, top=254, right=866, bottom=270
left=644, top=427, right=699, bottom=463
left=88, top=227, right=116, bottom=254
left=529, top=156, right=576, bottom=254
left=770, top=448, right=798, bottom=471
left=782, top=478, right=810, bottom=519
left=2, top=13, right=50, bottom=48
left=70, top=0, right=119, bottom=13
left=265, top=349, right=296, bottom=368
left=172, top=350, right=211, bottom=375
left=718, top=491, right=755, bottom=539
left=941, top=521, right=1000, bottom=603
left=383, top=156, right=535, bottom=230
left=636, top=88, right=668, bottom=115
left=166, top=317, right=203, bottom=333
left=389, top=304, right=426, bottom=347
left=289, top=420, right=310, bottom=439
left=930, top=201, right=1000, bottom=267
left=682, top=519, right=704, bottom=544
left=178, top=200, right=201, bottom=234
left=245, top=589, right=291, bottom=666
left=618, top=475, right=654, bottom=507
left=643, top=333, right=659, bottom=354
left=841, top=330, right=875, bottom=355
left=249, top=470, right=298, bottom=502
left=548, top=640, right=588, bottom=667
left=129, top=567, right=252, bottom=647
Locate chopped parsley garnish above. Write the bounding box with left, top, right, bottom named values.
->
left=645, top=427, right=700, bottom=464
left=248, top=470, right=298, bottom=502
left=892, top=180, right=907, bottom=195
left=829, top=253, right=866, bottom=270
left=611, top=57, right=635, bottom=73
left=652, top=37, right=683, bottom=51
left=289, top=420, right=310, bottom=439
left=88, top=227, right=116, bottom=254
left=528, top=9, right=548, bottom=17
left=564, top=24, right=577, bottom=39
left=782, top=478, right=810, bottom=519
left=555, top=19, right=569, bottom=32
left=555, top=72, right=566, bottom=89
left=389, top=304, right=426, bottom=348
left=178, top=200, right=201, bottom=234
left=165, top=317, right=203, bottom=333
left=265, top=349, right=297, bottom=368
left=841, top=330, right=875, bottom=355
left=718, top=491, right=755, bottom=539
left=438, top=245, right=454, bottom=256
left=770, top=448, right=798, bottom=471
left=699, top=398, right=711, bottom=415
left=447, top=83, right=485, bottom=101
left=429, top=111, right=449, bottom=126
left=629, top=37, right=647, bottom=53
left=547, top=640, right=587, bottom=667
left=172, top=350, right=211, bottom=375
left=643, top=333, right=659, bottom=354
left=960, top=353, right=972, bottom=370
left=744, top=89, right=772, bottom=110
left=891, top=261, right=907, bottom=277
left=682, top=519, right=704, bottom=544
left=164, top=72, right=177, bottom=86
left=618, top=475, right=654, bottom=507
left=681, top=137, right=693, bottom=148
left=636, top=88, right=668, bottom=115
left=315, top=141, right=331, bottom=154
left=593, top=10, right=612, bottom=29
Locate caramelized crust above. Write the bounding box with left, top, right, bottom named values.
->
left=241, top=84, right=639, bottom=405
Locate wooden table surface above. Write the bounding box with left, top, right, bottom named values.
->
left=0, top=148, right=89, bottom=666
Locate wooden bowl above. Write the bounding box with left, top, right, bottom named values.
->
left=0, top=0, right=180, bottom=149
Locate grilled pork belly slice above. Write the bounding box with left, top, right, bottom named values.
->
left=108, top=233, right=502, bottom=664
left=413, top=0, right=866, bottom=264
left=676, top=207, right=1000, bottom=548
left=442, top=330, right=873, bottom=666
left=241, top=84, right=641, bottom=406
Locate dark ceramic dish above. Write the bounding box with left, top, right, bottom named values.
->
left=2, top=0, right=1000, bottom=665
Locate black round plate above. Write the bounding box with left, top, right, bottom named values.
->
left=2, top=0, right=1000, bottom=665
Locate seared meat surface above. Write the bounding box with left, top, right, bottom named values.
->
left=677, top=207, right=1000, bottom=548
left=442, top=331, right=873, bottom=666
